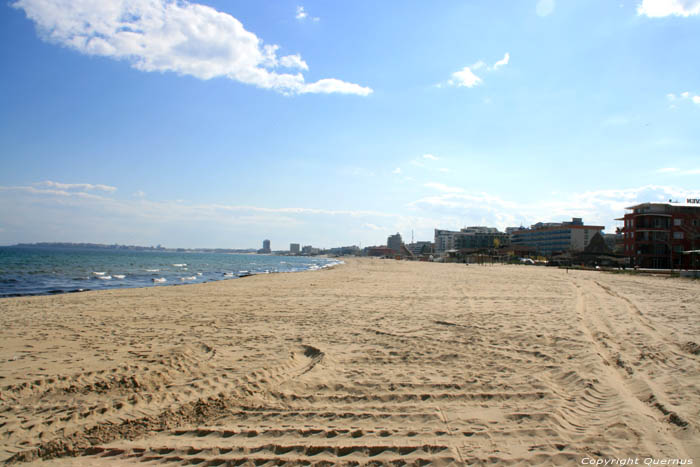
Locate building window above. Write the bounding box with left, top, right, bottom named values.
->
left=674, top=218, right=682, bottom=226
left=673, top=232, right=684, bottom=239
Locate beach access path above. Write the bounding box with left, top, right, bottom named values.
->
left=1, top=258, right=698, bottom=465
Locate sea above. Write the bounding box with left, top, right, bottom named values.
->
left=0, top=246, right=341, bottom=298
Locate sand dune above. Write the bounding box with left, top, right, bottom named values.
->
left=1, top=258, right=698, bottom=465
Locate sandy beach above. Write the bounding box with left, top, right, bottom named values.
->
left=1, top=258, right=698, bottom=465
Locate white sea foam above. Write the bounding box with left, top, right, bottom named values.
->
left=152, top=277, right=167, bottom=283
left=173, top=263, right=187, bottom=267
left=93, top=272, right=106, bottom=276
left=196, top=272, right=203, bottom=276
left=97, top=275, right=112, bottom=280
left=113, top=274, right=126, bottom=279
left=180, top=276, right=196, bottom=281
left=146, top=269, right=160, bottom=272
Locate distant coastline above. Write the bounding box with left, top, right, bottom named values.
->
left=4, top=242, right=258, bottom=254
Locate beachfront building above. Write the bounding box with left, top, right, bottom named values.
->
left=406, top=241, right=433, bottom=256
left=550, top=232, right=626, bottom=268
left=290, top=243, right=300, bottom=255
left=434, top=227, right=509, bottom=255
left=258, top=239, right=271, bottom=254
left=387, top=233, right=403, bottom=253
left=328, top=245, right=360, bottom=256
left=365, top=246, right=395, bottom=257
left=618, top=201, right=700, bottom=269
left=456, top=227, right=510, bottom=250
left=510, top=218, right=604, bottom=256
left=434, top=229, right=456, bottom=254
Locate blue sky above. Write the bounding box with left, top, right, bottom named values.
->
left=1, top=0, right=699, bottom=249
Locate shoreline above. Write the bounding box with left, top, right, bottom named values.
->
left=0, top=255, right=343, bottom=300
left=1, top=258, right=698, bottom=464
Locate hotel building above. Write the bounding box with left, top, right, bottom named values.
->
left=434, top=227, right=509, bottom=255
left=510, top=218, right=604, bottom=256
left=618, top=201, right=700, bottom=269
left=258, top=239, right=271, bottom=254
left=387, top=233, right=403, bottom=253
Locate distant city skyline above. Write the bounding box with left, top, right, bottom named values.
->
left=1, top=0, right=699, bottom=249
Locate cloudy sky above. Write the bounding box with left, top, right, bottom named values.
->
left=1, top=0, right=699, bottom=249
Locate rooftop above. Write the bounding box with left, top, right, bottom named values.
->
left=625, top=200, right=700, bottom=210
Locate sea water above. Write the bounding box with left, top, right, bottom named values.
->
left=0, top=246, right=340, bottom=297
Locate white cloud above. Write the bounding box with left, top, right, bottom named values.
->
left=536, top=0, right=556, bottom=16
left=669, top=91, right=700, bottom=106
left=3, top=182, right=700, bottom=248
left=0, top=184, right=111, bottom=201
left=279, top=53, right=308, bottom=71
left=0, top=182, right=422, bottom=247
left=300, top=78, right=372, bottom=96
left=424, top=182, right=464, bottom=193
left=423, top=154, right=439, bottom=160
left=445, top=53, right=509, bottom=88
left=471, top=60, right=487, bottom=71
left=392, top=168, right=402, bottom=174
left=409, top=185, right=700, bottom=232
left=295, top=6, right=319, bottom=22
left=13, top=0, right=368, bottom=96
left=637, top=0, right=700, bottom=17
left=448, top=66, right=482, bottom=88
left=37, top=180, right=117, bottom=192
left=493, top=52, right=510, bottom=70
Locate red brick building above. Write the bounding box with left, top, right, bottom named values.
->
left=618, top=201, right=700, bottom=269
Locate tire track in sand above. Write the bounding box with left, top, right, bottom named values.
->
left=3, top=343, right=326, bottom=463
left=569, top=276, right=697, bottom=459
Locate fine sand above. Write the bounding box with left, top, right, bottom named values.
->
left=1, top=258, right=699, bottom=465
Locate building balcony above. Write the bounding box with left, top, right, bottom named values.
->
left=630, top=212, right=671, bottom=218
left=633, top=228, right=671, bottom=233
